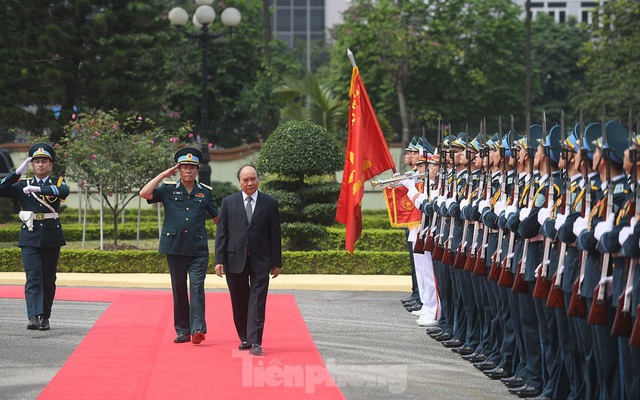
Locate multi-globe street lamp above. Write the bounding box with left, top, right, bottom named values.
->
left=168, top=0, right=241, bottom=185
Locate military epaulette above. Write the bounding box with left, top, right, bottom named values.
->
left=614, top=183, right=628, bottom=195
left=200, top=183, right=212, bottom=190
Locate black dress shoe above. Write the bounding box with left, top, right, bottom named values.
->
left=467, top=354, right=488, bottom=363
left=484, top=367, right=512, bottom=379
left=403, top=299, right=420, bottom=307
left=39, top=317, right=50, bottom=331
left=461, top=352, right=479, bottom=360
left=249, top=344, right=264, bottom=356
left=442, top=338, right=464, bottom=348
left=426, top=327, right=442, bottom=335
left=401, top=295, right=418, bottom=304
left=174, top=333, right=191, bottom=343
left=508, top=385, right=530, bottom=394
left=452, top=346, right=475, bottom=355
left=432, top=332, right=452, bottom=341
left=27, top=316, right=40, bottom=330
left=504, top=377, right=526, bottom=388
left=405, top=303, right=423, bottom=312
left=239, top=341, right=251, bottom=350
left=501, top=375, right=523, bottom=385
left=473, top=361, right=497, bottom=371
left=516, top=386, right=541, bottom=398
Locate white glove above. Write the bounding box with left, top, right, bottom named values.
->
left=429, top=189, right=439, bottom=201
left=478, top=200, right=490, bottom=214
left=22, top=185, right=41, bottom=194
left=572, top=216, right=588, bottom=237
left=435, top=196, right=445, bottom=208
left=16, top=157, right=32, bottom=175
left=619, top=226, right=634, bottom=247
left=534, top=264, right=542, bottom=278
left=554, top=213, right=567, bottom=231
left=421, top=227, right=430, bottom=237
left=594, top=214, right=615, bottom=241
left=460, top=198, right=470, bottom=210
left=401, top=179, right=415, bottom=190
left=537, top=207, right=551, bottom=225
left=598, top=275, right=613, bottom=294
left=445, top=197, right=456, bottom=209
left=406, top=186, right=419, bottom=202
left=494, top=200, right=507, bottom=216
left=519, top=207, right=532, bottom=221
left=505, top=205, right=517, bottom=219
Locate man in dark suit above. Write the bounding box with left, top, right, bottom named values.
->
left=214, top=165, right=282, bottom=356
left=0, top=143, right=69, bottom=331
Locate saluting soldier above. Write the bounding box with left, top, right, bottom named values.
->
left=140, top=147, right=219, bottom=345
left=0, top=143, right=70, bottom=331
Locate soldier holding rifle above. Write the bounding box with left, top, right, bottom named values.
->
left=573, top=118, right=628, bottom=399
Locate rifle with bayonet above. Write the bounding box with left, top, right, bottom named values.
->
left=547, top=111, right=569, bottom=308
left=568, top=111, right=589, bottom=318
left=612, top=108, right=635, bottom=337
left=414, top=126, right=430, bottom=254
left=465, top=123, right=485, bottom=272
left=498, top=118, right=521, bottom=288
left=424, top=123, right=443, bottom=253
left=475, top=119, right=495, bottom=276
left=491, top=117, right=514, bottom=281
left=454, top=127, right=472, bottom=268
left=512, top=113, right=534, bottom=294
left=432, top=126, right=453, bottom=262
left=588, top=108, right=613, bottom=326
left=441, top=127, right=458, bottom=266
left=534, top=110, right=554, bottom=299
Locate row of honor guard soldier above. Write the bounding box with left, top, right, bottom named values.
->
left=395, top=115, right=640, bottom=400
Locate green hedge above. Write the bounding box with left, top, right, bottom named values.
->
left=0, top=223, right=407, bottom=250
left=0, top=248, right=411, bottom=275
left=0, top=222, right=217, bottom=242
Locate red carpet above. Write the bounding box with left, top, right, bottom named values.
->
left=0, top=286, right=345, bottom=399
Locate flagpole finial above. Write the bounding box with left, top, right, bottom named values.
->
left=347, top=48, right=356, bottom=67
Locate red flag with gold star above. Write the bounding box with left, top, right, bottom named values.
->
left=383, top=184, right=423, bottom=229
left=335, top=64, right=395, bottom=253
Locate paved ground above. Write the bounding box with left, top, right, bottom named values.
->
left=0, top=276, right=514, bottom=400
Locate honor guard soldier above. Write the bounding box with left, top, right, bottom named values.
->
left=620, top=131, right=640, bottom=399
left=140, top=147, right=219, bottom=345
left=573, top=119, right=628, bottom=399
left=0, top=143, right=70, bottom=331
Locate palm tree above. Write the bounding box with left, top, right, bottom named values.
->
left=273, top=73, right=347, bottom=142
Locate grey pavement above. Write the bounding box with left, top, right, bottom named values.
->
left=0, top=275, right=514, bottom=400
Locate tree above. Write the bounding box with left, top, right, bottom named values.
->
left=530, top=14, right=589, bottom=124
left=58, top=109, right=189, bottom=245
left=273, top=73, right=348, bottom=142
left=570, top=0, right=640, bottom=120
left=320, top=0, right=526, bottom=141
left=257, top=121, right=343, bottom=250
left=0, top=0, right=178, bottom=142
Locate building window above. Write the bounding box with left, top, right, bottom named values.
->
left=559, top=11, right=566, bottom=22
left=269, top=0, right=325, bottom=49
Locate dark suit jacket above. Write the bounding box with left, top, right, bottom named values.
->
left=214, top=191, right=282, bottom=274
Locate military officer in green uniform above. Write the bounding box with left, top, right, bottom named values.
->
left=0, top=143, right=69, bottom=331
left=140, top=147, right=219, bottom=345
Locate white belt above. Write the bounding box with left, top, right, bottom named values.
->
left=33, top=212, right=59, bottom=220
